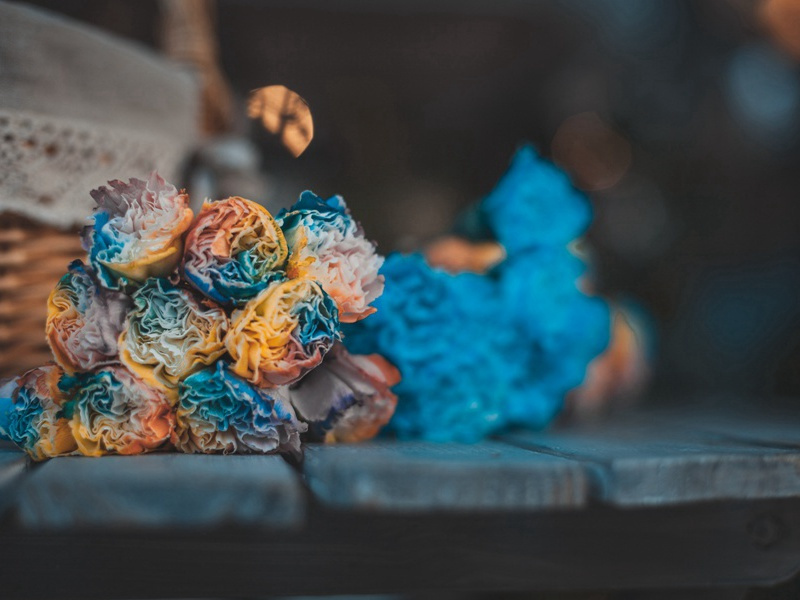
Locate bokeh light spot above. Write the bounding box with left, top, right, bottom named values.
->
left=247, top=85, right=314, bottom=157
left=551, top=112, right=632, bottom=191
left=726, top=44, right=800, bottom=148
left=760, top=0, right=800, bottom=61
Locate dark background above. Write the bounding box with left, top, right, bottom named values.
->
left=23, top=0, right=800, bottom=402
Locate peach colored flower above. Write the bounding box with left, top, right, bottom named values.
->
left=62, top=365, right=175, bottom=457
left=182, top=197, right=288, bottom=307
left=288, top=343, right=399, bottom=443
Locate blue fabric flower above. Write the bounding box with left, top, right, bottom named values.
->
left=0, top=365, right=77, bottom=460
left=344, top=254, right=513, bottom=442
left=175, top=362, right=305, bottom=456
left=481, top=145, right=592, bottom=255
left=344, top=146, right=611, bottom=441
left=6, top=378, right=44, bottom=453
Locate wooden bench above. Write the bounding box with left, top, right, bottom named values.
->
left=2, top=403, right=800, bottom=599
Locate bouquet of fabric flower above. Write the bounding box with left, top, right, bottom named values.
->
left=0, top=174, right=398, bottom=460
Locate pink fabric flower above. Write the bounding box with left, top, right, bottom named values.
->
left=46, top=261, right=131, bottom=373
left=277, top=192, right=384, bottom=323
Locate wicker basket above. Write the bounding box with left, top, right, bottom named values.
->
left=0, top=216, right=85, bottom=377
left=0, top=2, right=199, bottom=377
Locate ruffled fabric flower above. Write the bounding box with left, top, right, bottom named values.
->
left=479, top=144, right=592, bottom=255
left=226, top=278, right=340, bottom=387
left=277, top=191, right=384, bottom=323
left=46, top=260, right=131, bottom=373
left=344, top=146, right=611, bottom=441
left=287, top=343, right=400, bottom=443
left=182, top=197, right=289, bottom=307
left=344, top=254, right=512, bottom=442
left=498, top=252, right=610, bottom=428
left=174, top=362, right=305, bottom=456
left=60, top=365, right=175, bottom=457
left=0, top=364, right=77, bottom=460
left=82, top=173, right=194, bottom=290
left=119, top=278, right=228, bottom=396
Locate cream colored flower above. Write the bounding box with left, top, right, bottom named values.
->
left=82, top=173, right=193, bottom=289
left=119, top=278, right=228, bottom=398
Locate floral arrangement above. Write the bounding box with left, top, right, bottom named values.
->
left=343, top=145, right=612, bottom=442
left=0, top=144, right=617, bottom=458
left=0, top=173, right=396, bottom=460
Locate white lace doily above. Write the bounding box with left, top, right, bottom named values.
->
left=0, top=2, right=199, bottom=229
left=0, top=108, right=194, bottom=229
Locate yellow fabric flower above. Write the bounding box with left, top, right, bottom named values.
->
left=226, top=278, right=340, bottom=387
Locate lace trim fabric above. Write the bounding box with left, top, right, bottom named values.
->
left=0, top=108, right=192, bottom=229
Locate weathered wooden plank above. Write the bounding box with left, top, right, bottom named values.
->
left=657, top=405, right=800, bottom=449
left=0, top=442, right=27, bottom=518
left=503, top=420, right=800, bottom=507
left=1, top=498, right=799, bottom=598
left=15, top=453, right=305, bottom=530
left=303, top=441, right=587, bottom=512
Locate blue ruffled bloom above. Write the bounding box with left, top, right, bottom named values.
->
left=345, top=254, right=512, bottom=442
left=277, top=192, right=355, bottom=239
left=175, top=362, right=304, bottom=455
left=344, top=145, right=611, bottom=441
left=481, top=145, right=592, bottom=255
left=183, top=251, right=286, bottom=306
left=5, top=380, right=44, bottom=451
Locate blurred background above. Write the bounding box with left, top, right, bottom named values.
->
left=5, top=0, right=800, bottom=404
